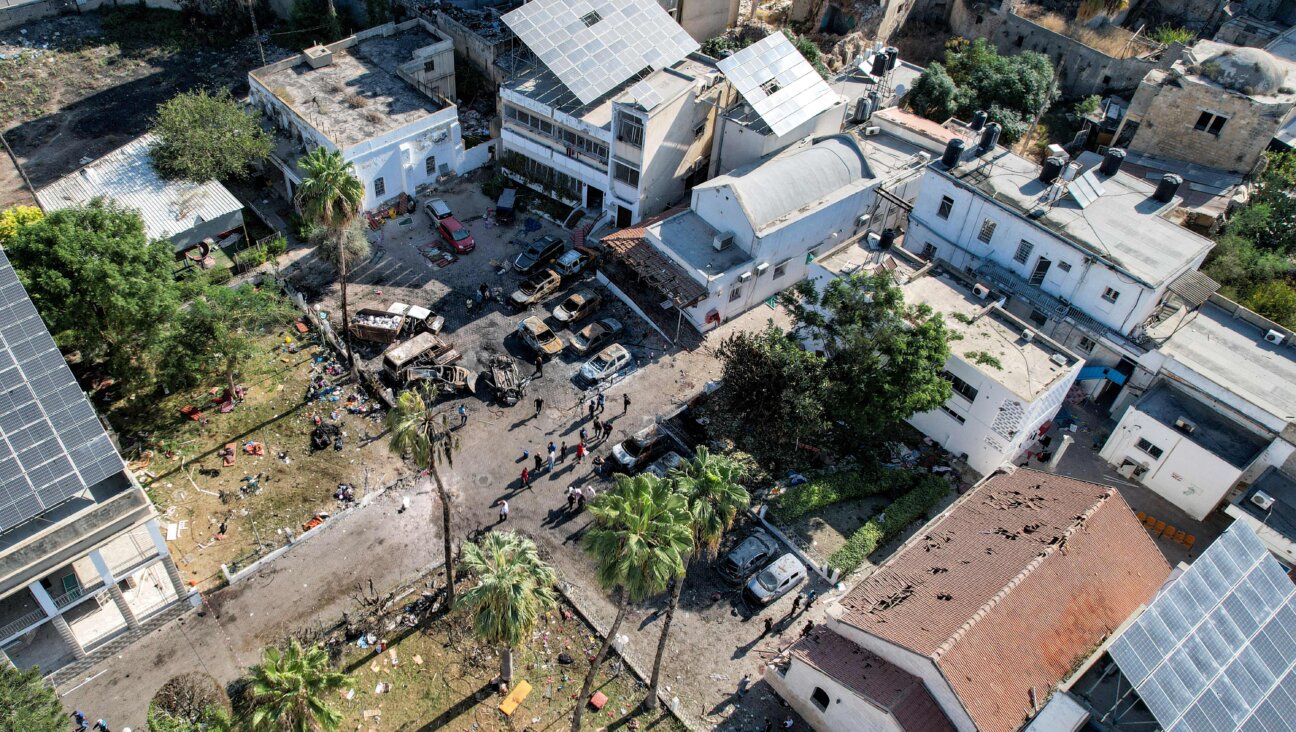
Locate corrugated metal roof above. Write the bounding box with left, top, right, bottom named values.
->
left=1167, top=269, right=1220, bottom=309
left=35, top=133, right=243, bottom=245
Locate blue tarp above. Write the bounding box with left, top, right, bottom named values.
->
left=1077, top=364, right=1127, bottom=385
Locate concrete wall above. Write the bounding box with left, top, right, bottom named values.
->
left=766, top=657, right=907, bottom=732
left=712, top=103, right=846, bottom=176
left=675, top=0, right=739, bottom=42
left=1224, top=502, right=1296, bottom=567
left=428, top=10, right=510, bottom=86
left=343, top=106, right=465, bottom=208
left=1099, top=404, right=1249, bottom=520
left=633, top=74, right=723, bottom=221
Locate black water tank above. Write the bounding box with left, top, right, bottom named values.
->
left=885, top=46, right=898, bottom=70
left=978, top=123, right=1001, bottom=153
left=1100, top=148, right=1126, bottom=176
left=1040, top=156, right=1065, bottom=184
left=867, top=89, right=881, bottom=111
left=941, top=138, right=965, bottom=169
left=1154, top=173, right=1183, bottom=203
left=969, top=110, right=988, bottom=132
left=880, top=228, right=897, bottom=250
left=853, top=97, right=873, bottom=123
left=871, top=53, right=887, bottom=77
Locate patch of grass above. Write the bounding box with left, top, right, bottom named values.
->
left=965, top=350, right=1004, bottom=370
left=827, top=474, right=950, bottom=573
left=771, top=467, right=916, bottom=523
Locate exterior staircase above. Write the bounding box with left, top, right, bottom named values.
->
left=48, top=600, right=193, bottom=688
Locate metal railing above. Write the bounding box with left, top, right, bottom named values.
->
left=0, top=608, right=47, bottom=642
left=52, top=581, right=104, bottom=610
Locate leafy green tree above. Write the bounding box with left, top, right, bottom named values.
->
left=907, top=38, right=1055, bottom=141
left=457, top=531, right=558, bottom=685
left=645, top=447, right=748, bottom=709
left=311, top=218, right=372, bottom=272
left=387, top=386, right=460, bottom=605
left=783, top=271, right=952, bottom=444
left=710, top=324, right=829, bottom=466
left=0, top=205, right=42, bottom=245
left=161, top=284, right=295, bottom=394
left=296, top=147, right=365, bottom=372
left=571, top=474, right=692, bottom=732
left=147, top=704, right=232, bottom=732
left=7, top=199, right=178, bottom=386
left=150, top=89, right=272, bottom=182
left=0, top=665, right=63, bottom=731
left=1073, top=95, right=1101, bottom=117
left=906, top=63, right=958, bottom=120
left=1246, top=280, right=1296, bottom=326
left=245, top=639, right=351, bottom=732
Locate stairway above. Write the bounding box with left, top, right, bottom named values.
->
left=49, top=601, right=193, bottom=688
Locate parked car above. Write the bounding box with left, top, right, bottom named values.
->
left=517, top=316, right=564, bottom=359
left=513, top=235, right=564, bottom=274
left=508, top=269, right=562, bottom=309
left=403, top=364, right=476, bottom=393
left=744, top=553, right=807, bottom=606
left=611, top=424, right=660, bottom=472
left=553, top=246, right=599, bottom=278
left=436, top=216, right=475, bottom=254
left=382, top=332, right=460, bottom=381
left=552, top=289, right=602, bottom=324
left=424, top=198, right=453, bottom=221
left=568, top=318, right=623, bottom=356
left=643, top=450, right=684, bottom=479
left=579, top=343, right=631, bottom=384
left=719, top=530, right=781, bottom=584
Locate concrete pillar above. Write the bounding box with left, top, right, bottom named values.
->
left=1047, top=434, right=1075, bottom=472
left=0, top=646, right=14, bottom=670
left=146, top=519, right=190, bottom=599
left=89, top=550, right=139, bottom=631
left=29, top=583, right=86, bottom=660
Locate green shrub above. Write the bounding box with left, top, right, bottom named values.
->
left=771, top=467, right=916, bottom=522
left=826, top=474, right=950, bottom=574
left=207, top=267, right=233, bottom=285
left=264, top=234, right=289, bottom=257
left=828, top=522, right=884, bottom=574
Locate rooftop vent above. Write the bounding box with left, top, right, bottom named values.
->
left=303, top=44, right=333, bottom=69
left=1252, top=491, right=1276, bottom=510
left=713, top=232, right=734, bottom=251
left=1174, top=416, right=1197, bottom=434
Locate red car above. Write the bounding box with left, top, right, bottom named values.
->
left=437, top=216, right=475, bottom=253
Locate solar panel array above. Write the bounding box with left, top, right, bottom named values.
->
left=1069, top=169, right=1106, bottom=209
left=0, top=249, right=123, bottom=532
left=716, top=32, right=839, bottom=138
left=502, top=0, right=698, bottom=106
left=1108, top=523, right=1296, bottom=732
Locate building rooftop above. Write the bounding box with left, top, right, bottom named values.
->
left=1179, top=40, right=1296, bottom=101
left=836, top=468, right=1170, bottom=732
left=251, top=24, right=451, bottom=149
left=1147, top=300, right=1296, bottom=428
left=937, top=147, right=1215, bottom=288
left=35, top=134, right=242, bottom=246
left=716, top=31, right=841, bottom=137
left=1133, top=382, right=1270, bottom=469
left=0, top=250, right=126, bottom=533
left=818, top=246, right=1079, bottom=401
left=646, top=210, right=751, bottom=282
left=790, top=627, right=955, bottom=731
left=1236, top=467, right=1296, bottom=542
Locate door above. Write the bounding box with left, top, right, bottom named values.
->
left=586, top=186, right=604, bottom=210
left=616, top=205, right=632, bottom=228
left=1029, top=257, right=1051, bottom=286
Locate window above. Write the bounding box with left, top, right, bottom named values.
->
left=1014, top=240, right=1034, bottom=264
left=811, top=687, right=830, bottom=712
left=618, top=113, right=645, bottom=148
left=425, top=156, right=436, bottom=176
left=580, top=9, right=602, bottom=26
left=693, top=120, right=707, bottom=138
left=937, top=195, right=954, bottom=219
left=773, top=260, right=788, bottom=279
left=940, top=405, right=967, bottom=424
left=1102, top=287, right=1121, bottom=303
left=1076, top=335, right=1095, bottom=353
left=977, top=218, right=996, bottom=243
left=374, top=177, right=386, bottom=197
left=1029, top=309, right=1048, bottom=327
left=613, top=160, right=640, bottom=187
left=943, top=371, right=979, bottom=402
left=759, top=78, right=781, bottom=96
left=1057, top=260, right=1073, bottom=272
left=920, top=242, right=937, bottom=260
left=1136, top=438, right=1164, bottom=460
left=1194, top=111, right=1228, bottom=136
left=506, top=105, right=609, bottom=161
left=423, top=59, right=435, bottom=72
left=729, top=284, right=743, bottom=302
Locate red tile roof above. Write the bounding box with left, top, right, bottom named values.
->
left=836, top=468, right=1170, bottom=732
left=791, top=628, right=955, bottom=731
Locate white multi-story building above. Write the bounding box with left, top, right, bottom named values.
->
left=903, top=133, right=1215, bottom=407
left=808, top=244, right=1084, bottom=476
left=498, top=0, right=725, bottom=228
left=249, top=20, right=473, bottom=210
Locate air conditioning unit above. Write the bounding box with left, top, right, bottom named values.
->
left=1265, top=329, right=1285, bottom=345
left=1050, top=353, right=1068, bottom=367
left=1252, top=491, right=1276, bottom=510
left=1174, top=416, right=1197, bottom=434
left=755, top=262, right=770, bottom=275
left=857, top=214, right=871, bottom=227
left=973, top=283, right=991, bottom=299
left=739, top=271, right=753, bottom=281
left=864, top=126, right=881, bottom=136
left=1021, top=330, right=1035, bottom=342
left=713, top=233, right=734, bottom=251
left=866, top=231, right=881, bottom=249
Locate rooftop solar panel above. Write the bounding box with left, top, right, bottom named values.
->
left=715, top=32, right=840, bottom=138
left=502, top=0, right=698, bottom=106
left=0, top=249, right=123, bottom=532
left=1108, top=523, right=1296, bottom=732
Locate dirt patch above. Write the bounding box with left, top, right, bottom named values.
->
left=0, top=9, right=290, bottom=207
left=786, top=495, right=890, bottom=561
left=108, top=329, right=401, bottom=588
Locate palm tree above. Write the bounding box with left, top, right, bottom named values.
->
left=570, top=473, right=692, bottom=732
left=245, top=639, right=351, bottom=732
left=458, top=531, right=558, bottom=685
left=387, top=386, right=460, bottom=605
left=645, top=446, right=749, bottom=709
left=295, top=147, right=364, bottom=375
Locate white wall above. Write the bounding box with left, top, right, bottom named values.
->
left=905, top=171, right=1169, bottom=335
left=1099, top=406, right=1248, bottom=520
left=344, top=107, right=465, bottom=209
left=713, top=102, right=846, bottom=176
left=766, top=657, right=906, bottom=732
